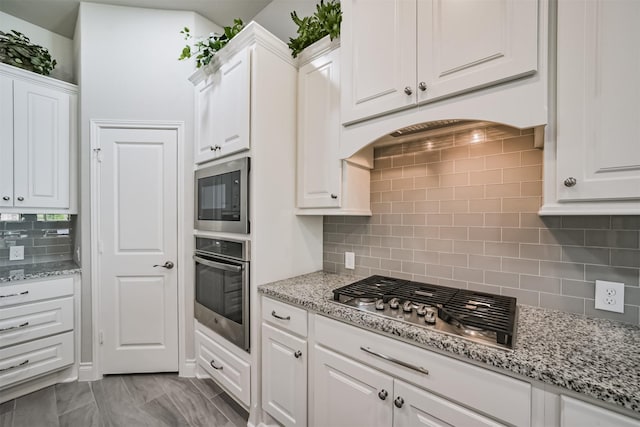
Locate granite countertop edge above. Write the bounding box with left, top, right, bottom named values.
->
left=0, top=261, right=82, bottom=283
left=258, top=271, right=640, bottom=415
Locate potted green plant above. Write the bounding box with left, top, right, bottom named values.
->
left=178, top=19, right=244, bottom=69
left=288, top=0, right=341, bottom=58
left=0, top=30, right=57, bottom=76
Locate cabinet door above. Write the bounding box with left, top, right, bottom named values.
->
left=341, top=0, right=416, bottom=125
left=556, top=0, right=640, bottom=201
left=560, top=395, right=640, bottom=427
left=194, top=73, right=219, bottom=164
left=297, top=48, right=341, bottom=208
left=393, top=380, right=506, bottom=427
left=214, top=48, right=251, bottom=158
left=0, top=76, right=13, bottom=207
left=262, top=323, right=307, bottom=427
left=417, top=0, right=538, bottom=104
left=12, top=80, right=70, bottom=208
left=313, top=345, right=393, bottom=427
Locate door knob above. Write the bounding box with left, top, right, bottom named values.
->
left=2, top=196, right=9, bottom=201
left=16, top=196, right=24, bottom=201
left=378, top=389, right=388, bottom=400
left=294, top=350, right=302, bottom=359
left=404, top=86, right=413, bottom=95
left=153, top=261, right=174, bottom=269
left=418, top=81, right=427, bottom=91
left=563, top=177, right=577, bottom=187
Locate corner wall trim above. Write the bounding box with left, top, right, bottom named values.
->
left=78, top=362, right=100, bottom=382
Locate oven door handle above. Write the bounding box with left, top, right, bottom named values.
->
left=193, top=255, right=243, bottom=272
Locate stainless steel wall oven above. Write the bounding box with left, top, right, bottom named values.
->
left=194, top=236, right=250, bottom=351
left=195, top=157, right=249, bottom=234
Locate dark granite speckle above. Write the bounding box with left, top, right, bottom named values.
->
left=259, top=271, right=640, bottom=414
left=0, top=261, right=81, bottom=283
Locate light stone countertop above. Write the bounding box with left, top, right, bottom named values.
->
left=0, top=260, right=81, bottom=283
left=258, top=271, right=640, bottom=414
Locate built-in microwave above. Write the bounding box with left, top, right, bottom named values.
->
left=195, top=157, right=249, bottom=234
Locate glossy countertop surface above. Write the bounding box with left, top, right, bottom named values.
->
left=0, top=260, right=81, bottom=283
left=258, top=271, right=640, bottom=414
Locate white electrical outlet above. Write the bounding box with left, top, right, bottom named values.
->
left=595, top=280, right=625, bottom=313
left=9, top=245, right=24, bottom=261
left=345, top=252, right=355, bottom=270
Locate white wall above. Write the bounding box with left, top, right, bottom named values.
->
left=77, top=2, right=221, bottom=365
left=252, top=0, right=318, bottom=43
left=0, top=11, right=74, bottom=82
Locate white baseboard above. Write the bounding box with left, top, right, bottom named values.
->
left=180, top=359, right=197, bottom=377
left=78, top=362, right=100, bottom=382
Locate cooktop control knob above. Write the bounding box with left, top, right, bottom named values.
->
left=416, top=304, right=427, bottom=316
left=424, top=307, right=437, bottom=325
left=402, top=300, right=413, bottom=313
left=389, top=298, right=400, bottom=309
left=375, top=299, right=385, bottom=310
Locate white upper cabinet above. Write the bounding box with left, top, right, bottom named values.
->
left=296, top=38, right=373, bottom=216
left=297, top=40, right=342, bottom=209
left=341, top=0, right=539, bottom=125
left=555, top=0, right=640, bottom=203
left=0, top=64, right=76, bottom=212
left=417, top=0, right=538, bottom=103
left=193, top=48, right=251, bottom=164
left=541, top=0, right=640, bottom=215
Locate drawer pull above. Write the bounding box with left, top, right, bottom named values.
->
left=271, top=311, right=291, bottom=321
left=0, top=290, right=29, bottom=299
left=0, top=359, right=29, bottom=372
left=0, top=321, right=29, bottom=332
left=360, top=346, right=429, bottom=375
left=210, top=360, right=223, bottom=370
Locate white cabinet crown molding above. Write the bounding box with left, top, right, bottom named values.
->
left=0, top=63, right=77, bottom=94
left=189, top=21, right=294, bottom=86
left=296, top=36, right=341, bottom=68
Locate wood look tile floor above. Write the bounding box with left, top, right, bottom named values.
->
left=0, top=374, right=249, bottom=427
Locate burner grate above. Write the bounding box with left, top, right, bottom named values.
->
left=332, top=275, right=407, bottom=301
left=383, top=281, right=457, bottom=306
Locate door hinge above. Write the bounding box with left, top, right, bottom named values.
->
left=99, top=331, right=104, bottom=345
left=93, top=147, right=102, bottom=163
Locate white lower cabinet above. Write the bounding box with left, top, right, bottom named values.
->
left=313, top=345, right=392, bottom=427
left=261, top=323, right=307, bottom=427
left=560, top=396, right=640, bottom=427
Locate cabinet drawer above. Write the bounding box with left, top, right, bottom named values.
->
left=262, top=297, right=307, bottom=338
left=0, top=297, right=73, bottom=348
left=315, top=315, right=531, bottom=427
left=0, top=330, right=74, bottom=390
left=560, top=395, right=640, bottom=427
left=0, top=277, right=74, bottom=308
left=195, top=329, right=250, bottom=406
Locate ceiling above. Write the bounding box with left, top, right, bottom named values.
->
left=0, top=0, right=274, bottom=39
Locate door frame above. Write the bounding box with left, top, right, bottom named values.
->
left=89, top=119, right=187, bottom=379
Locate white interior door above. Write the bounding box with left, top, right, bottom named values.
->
left=97, top=125, right=178, bottom=374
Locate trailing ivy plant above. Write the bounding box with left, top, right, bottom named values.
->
left=179, top=19, right=244, bottom=69
left=288, top=0, right=341, bottom=58
left=0, top=30, right=57, bottom=76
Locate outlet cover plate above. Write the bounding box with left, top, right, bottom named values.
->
left=9, top=245, right=24, bottom=261
left=595, top=280, right=625, bottom=313
left=345, top=252, right=355, bottom=270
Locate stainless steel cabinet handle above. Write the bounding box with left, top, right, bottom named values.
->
left=0, top=359, right=28, bottom=372
left=271, top=310, right=291, bottom=321
left=394, top=396, right=404, bottom=408
left=418, top=81, right=427, bottom=91
left=378, top=389, right=388, bottom=400
left=153, top=261, right=174, bottom=269
left=360, top=346, right=429, bottom=375
left=2, top=196, right=9, bottom=201
left=330, top=194, right=338, bottom=199
left=0, top=290, right=29, bottom=299
left=564, top=177, right=577, bottom=187
left=16, top=196, right=24, bottom=201
left=0, top=321, right=29, bottom=333
left=294, top=350, right=302, bottom=359
left=210, top=360, right=223, bottom=370
left=404, top=86, right=413, bottom=95
left=193, top=255, right=242, bottom=272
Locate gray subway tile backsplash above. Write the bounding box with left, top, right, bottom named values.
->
left=0, top=215, right=75, bottom=267
left=323, top=123, right=640, bottom=325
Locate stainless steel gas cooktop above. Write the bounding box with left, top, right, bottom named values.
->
left=332, top=275, right=517, bottom=350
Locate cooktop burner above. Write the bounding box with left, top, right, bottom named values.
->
left=332, top=275, right=517, bottom=350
